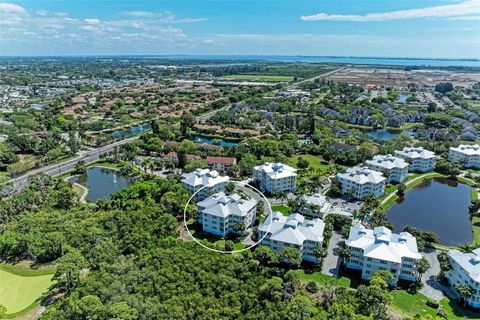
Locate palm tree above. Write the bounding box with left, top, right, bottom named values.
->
left=456, top=284, right=475, bottom=307
left=143, top=158, right=154, bottom=174
left=337, top=245, right=351, bottom=267
left=154, top=159, right=164, bottom=171
left=275, top=191, right=288, bottom=204
left=416, top=257, right=430, bottom=282
left=313, top=246, right=327, bottom=266
left=164, top=160, right=175, bottom=173
left=346, top=188, right=354, bottom=202
left=397, top=182, right=406, bottom=197
left=459, top=243, right=472, bottom=253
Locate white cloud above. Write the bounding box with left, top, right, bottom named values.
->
left=450, top=14, right=480, bottom=20
left=123, top=11, right=156, bottom=17
left=0, top=2, right=28, bottom=25
left=172, top=17, right=208, bottom=24
left=122, top=10, right=207, bottom=23
left=36, top=9, right=48, bottom=16
left=301, top=0, right=480, bottom=21
left=79, top=25, right=98, bottom=32
left=84, top=18, right=101, bottom=25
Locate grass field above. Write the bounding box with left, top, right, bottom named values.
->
left=0, top=171, right=10, bottom=184
left=0, top=267, right=53, bottom=315
left=271, top=204, right=290, bottom=216
left=295, top=270, right=479, bottom=319
left=293, top=270, right=355, bottom=288
left=390, top=290, right=480, bottom=320
left=222, top=74, right=294, bottom=82
left=288, top=154, right=327, bottom=170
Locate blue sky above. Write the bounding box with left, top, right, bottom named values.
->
left=0, top=0, right=479, bottom=57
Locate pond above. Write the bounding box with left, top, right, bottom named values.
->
left=190, top=135, right=237, bottom=147
left=111, top=123, right=151, bottom=139
left=68, top=167, right=134, bottom=202
left=386, top=177, right=473, bottom=246
left=363, top=128, right=415, bottom=141
left=365, top=128, right=402, bottom=141
left=397, top=94, right=409, bottom=103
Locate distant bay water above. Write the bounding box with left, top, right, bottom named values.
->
left=133, top=55, right=480, bottom=68
left=2, top=55, right=479, bottom=67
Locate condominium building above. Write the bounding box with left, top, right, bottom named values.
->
left=336, top=166, right=386, bottom=200
left=258, top=212, right=325, bottom=263
left=448, top=145, right=480, bottom=169
left=252, top=162, right=297, bottom=194
left=297, top=193, right=331, bottom=218
left=206, top=156, right=237, bottom=172
left=345, top=224, right=422, bottom=285
left=366, top=154, right=409, bottom=183
left=197, top=192, right=257, bottom=237
left=446, top=248, right=480, bottom=308
left=394, top=147, right=436, bottom=172
left=181, top=168, right=230, bottom=201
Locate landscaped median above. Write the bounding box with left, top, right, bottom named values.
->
left=0, top=263, right=55, bottom=318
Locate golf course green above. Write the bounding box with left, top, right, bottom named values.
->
left=0, top=268, right=53, bottom=315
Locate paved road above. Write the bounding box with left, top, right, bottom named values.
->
left=322, top=231, right=344, bottom=276
left=289, top=67, right=346, bottom=89
left=420, top=247, right=445, bottom=301
left=236, top=182, right=272, bottom=216
left=2, top=137, right=138, bottom=194
left=2, top=106, right=229, bottom=194
left=196, top=106, right=229, bottom=123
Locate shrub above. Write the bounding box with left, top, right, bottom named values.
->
left=436, top=309, right=448, bottom=319
left=305, top=281, right=318, bottom=294
left=426, top=299, right=439, bottom=309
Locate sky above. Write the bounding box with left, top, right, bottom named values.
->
left=0, top=0, right=479, bottom=58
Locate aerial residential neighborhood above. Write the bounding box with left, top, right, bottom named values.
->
left=1, top=0, right=480, bottom=319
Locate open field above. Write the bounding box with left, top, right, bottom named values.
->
left=293, top=270, right=357, bottom=288
left=222, top=75, right=294, bottom=82
left=271, top=204, right=290, bottom=216
left=0, top=266, right=53, bottom=316
left=0, top=171, right=9, bottom=184
left=295, top=269, right=479, bottom=319
left=326, top=67, right=480, bottom=87
left=390, top=290, right=480, bottom=320
left=288, top=154, right=327, bottom=170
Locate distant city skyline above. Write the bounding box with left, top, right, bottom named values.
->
left=1, top=0, right=479, bottom=58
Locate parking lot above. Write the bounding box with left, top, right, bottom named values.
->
left=325, top=196, right=362, bottom=217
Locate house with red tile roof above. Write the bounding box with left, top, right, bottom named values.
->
left=206, top=156, right=237, bottom=172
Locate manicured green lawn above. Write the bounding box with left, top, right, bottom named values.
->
left=472, top=216, right=480, bottom=247
left=0, top=268, right=53, bottom=315
left=271, top=204, right=290, bottom=216
left=295, top=270, right=479, bottom=319
left=233, top=242, right=246, bottom=251
left=0, top=171, right=10, bottom=184
left=471, top=188, right=478, bottom=201
left=292, top=270, right=357, bottom=288
left=390, top=290, right=480, bottom=320
left=288, top=154, right=327, bottom=170
left=87, top=160, right=122, bottom=169
left=221, top=75, right=294, bottom=82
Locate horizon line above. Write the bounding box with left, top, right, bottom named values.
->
left=0, top=54, right=479, bottom=61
